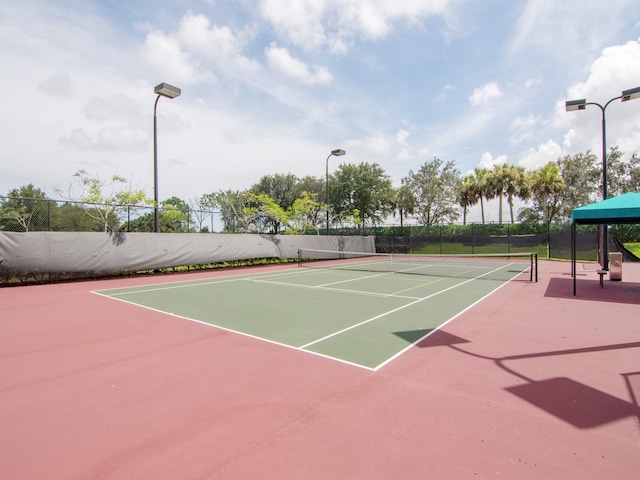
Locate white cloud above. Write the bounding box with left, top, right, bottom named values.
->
left=59, top=129, right=94, bottom=151
left=509, top=0, right=638, bottom=64
left=469, top=82, right=502, bottom=106
left=345, top=135, right=391, bottom=156
left=478, top=152, right=507, bottom=170
left=265, top=43, right=333, bottom=85
left=1, top=0, right=638, bottom=208
left=82, top=94, right=144, bottom=123
left=510, top=114, right=540, bottom=145
left=417, top=147, right=430, bottom=157
left=435, top=84, right=456, bottom=102
left=517, top=140, right=564, bottom=170
left=258, top=0, right=456, bottom=52
left=562, top=129, right=576, bottom=149
left=139, top=11, right=265, bottom=87
left=141, top=29, right=216, bottom=85
left=559, top=38, right=640, bottom=158
left=38, top=74, right=74, bottom=98
left=397, top=148, right=412, bottom=161
left=396, top=129, right=411, bottom=146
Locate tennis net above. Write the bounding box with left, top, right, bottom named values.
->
left=297, top=248, right=538, bottom=282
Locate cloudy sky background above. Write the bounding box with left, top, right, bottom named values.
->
left=1, top=0, right=639, bottom=222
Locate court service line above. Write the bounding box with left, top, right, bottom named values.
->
left=299, top=263, right=515, bottom=350
left=94, top=266, right=321, bottom=296
left=96, top=276, right=247, bottom=296
left=247, top=278, right=421, bottom=300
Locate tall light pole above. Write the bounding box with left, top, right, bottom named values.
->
left=153, top=82, right=181, bottom=233
left=326, top=149, right=346, bottom=235
left=565, top=85, right=640, bottom=270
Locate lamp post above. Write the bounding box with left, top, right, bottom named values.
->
left=565, top=85, right=640, bottom=270
left=153, top=82, right=181, bottom=233
left=326, top=149, right=346, bottom=235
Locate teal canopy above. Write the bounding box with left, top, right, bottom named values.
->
left=571, top=192, right=640, bottom=225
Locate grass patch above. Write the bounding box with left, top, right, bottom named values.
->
left=626, top=243, right=640, bottom=257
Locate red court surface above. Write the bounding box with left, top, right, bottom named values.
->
left=1, top=261, right=639, bottom=479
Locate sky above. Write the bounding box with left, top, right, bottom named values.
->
left=1, top=0, right=640, bottom=223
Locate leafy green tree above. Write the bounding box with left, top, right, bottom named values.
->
left=1, top=184, right=50, bottom=231
left=53, top=202, right=99, bottom=232
left=243, top=192, right=290, bottom=233
left=624, top=152, right=640, bottom=193
left=519, top=162, right=565, bottom=223
left=391, top=185, right=416, bottom=227
left=606, top=147, right=640, bottom=196
left=402, top=157, right=461, bottom=225
left=250, top=174, right=299, bottom=207
left=160, top=196, right=191, bottom=232
left=289, top=191, right=325, bottom=234
left=556, top=151, right=600, bottom=220
left=250, top=173, right=300, bottom=232
left=210, top=190, right=249, bottom=233
left=330, top=162, right=394, bottom=230
left=54, top=170, right=151, bottom=232
left=295, top=175, right=325, bottom=200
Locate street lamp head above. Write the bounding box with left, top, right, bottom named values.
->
left=621, top=86, right=640, bottom=102
left=154, top=82, right=181, bottom=99
left=565, top=99, right=587, bottom=112
left=331, top=149, right=346, bottom=156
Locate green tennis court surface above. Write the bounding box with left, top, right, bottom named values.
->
left=95, top=254, right=535, bottom=370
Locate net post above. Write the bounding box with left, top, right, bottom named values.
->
left=297, top=248, right=302, bottom=267
left=529, top=252, right=538, bottom=282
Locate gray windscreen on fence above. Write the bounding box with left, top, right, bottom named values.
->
left=0, top=232, right=375, bottom=284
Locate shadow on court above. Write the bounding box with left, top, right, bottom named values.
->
left=415, top=329, right=640, bottom=429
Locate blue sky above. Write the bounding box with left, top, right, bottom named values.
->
left=1, top=0, right=639, bottom=222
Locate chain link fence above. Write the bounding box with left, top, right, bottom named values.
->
left=0, top=196, right=224, bottom=233
left=2, top=196, right=638, bottom=262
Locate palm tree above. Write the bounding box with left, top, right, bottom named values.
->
left=503, top=164, right=530, bottom=224
left=458, top=175, right=480, bottom=225
left=485, top=164, right=509, bottom=224
left=391, top=185, right=416, bottom=227
left=472, top=167, right=490, bottom=224
left=530, top=163, right=565, bottom=223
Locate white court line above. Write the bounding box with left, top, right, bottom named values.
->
left=247, top=278, right=421, bottom=300
left=91, top=290, right=378, bottom=371
left=93, top=265, right=320, bottom=296
left=299, top=262, right=515, bottom=350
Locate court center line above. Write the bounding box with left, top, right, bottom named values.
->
left=299, top=263, right=515, bottom=350
left=247, top=278, right=421, bottom=300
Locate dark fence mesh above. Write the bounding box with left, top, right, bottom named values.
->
left=0, top=197, right=224, bottom=233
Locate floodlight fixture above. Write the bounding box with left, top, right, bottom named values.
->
left=621, top=86, right=640, bottom=102
left=154, top=83, right=181, bottom=99
left=565, top=99, right=586, bottom=111
left=331, top=149, right=346, bottom=156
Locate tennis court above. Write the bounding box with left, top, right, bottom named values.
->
left=95, top=251, right=537, bottom=370
left=2, top=258, right=640, bottom=479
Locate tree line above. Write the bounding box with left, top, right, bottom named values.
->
left=1, top=147, right=639, bottom=233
